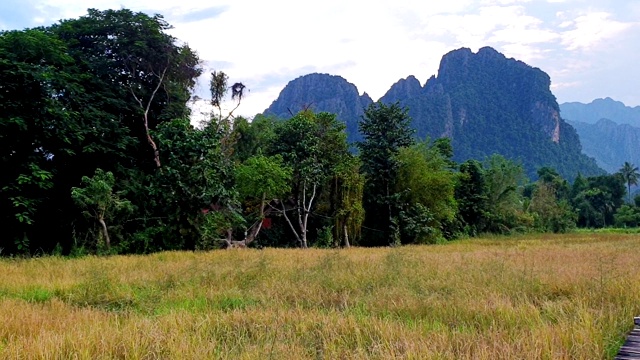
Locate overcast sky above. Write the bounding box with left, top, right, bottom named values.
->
left=1, top=0, right=639, bottom=117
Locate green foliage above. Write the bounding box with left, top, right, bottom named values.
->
left=397, top=203, right=436, bottom=244
left=571, top=174, right=625, bottom=228
left=3, top=11, right=638, bottom=255
left=0, top=9, right=202, bottom=254
left=395, top=141, right=457, bottom=243
left=236, top=155, right=292, bottom=200
left=455, top=160, right=488, bottom=236
left=358, top=102, right=415, bottom=246
left=235, top=154, right=292, bottom=245
left=528, top=183, right=576, bottom=233
left=270, top=111, right=351, bottom=247
left=71, top=169, right=133, bottom=252
left=613, top=205, right=640, bottom=228
left=314, top=226, right=335, bottom=248
left=483, top=155, right=528, bottom=233
left=232, top=115, right=277, bottom=162
left=136, top=118, right=241, bottom=252
left=332, top=157, right=365, bottom=246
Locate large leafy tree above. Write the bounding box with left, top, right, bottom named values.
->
left=122, top=118, right=241, bottom=253
left=528, top=182, right=576, bottom=233
left=358, top=102, right=415, bottom=246
left=570, top=173, right=625, bottom=228
left=0, top=9, right=202, bottom=254
left=271, top=111, right=350, bottom=248
left=49, top=8, right=201, bottom=170
left=618, top=162, right=639, bottom=203
left=0, top=30, right=60, bottom=248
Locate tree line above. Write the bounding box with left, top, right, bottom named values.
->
left=2, top=9, right=639, bottom=255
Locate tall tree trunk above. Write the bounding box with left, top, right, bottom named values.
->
left=97, top=216, right=111, bottom=251
left=130, top=67, right=167, bottom=169
left=299, top=183, right=316, bottom=249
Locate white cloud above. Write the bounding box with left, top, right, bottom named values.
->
left=3, top=0, right=640, bottom=111
left=560, top=11, right=635, bottom=51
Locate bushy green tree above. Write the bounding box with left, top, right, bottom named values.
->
left=483, top=155, right=529, bottom=233
left=271, top=111, right=350, bottom=248
left=528, top=182, right=576, bottom=233
left=232, top=115, right=278, bottom=162
left=395, top=141, right=457, bottom=243
left=455, top=160, right=489, bottom=236
left=358, top=102, right=414, bottom=246
left=141, top=119, right=241, bottom=251
left=571, top=174, right=625, bottom=228
left=614, top=205, right=640, bottom=228
left=236, top=154, right=292, bottom=246
left=71, top=169, right=133, bottom=252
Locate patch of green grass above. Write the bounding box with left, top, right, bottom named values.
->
left=19, top=287, right=54, bottom=303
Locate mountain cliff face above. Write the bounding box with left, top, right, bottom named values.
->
left=380, top=47, right=601, bottom=180
left=262, top=47, right=603, bottom=180
left=560, top=98, right=640, bottom=127
left=568, top=119, right=640, bottom=173
left=262, top=73, right=373, bottom=142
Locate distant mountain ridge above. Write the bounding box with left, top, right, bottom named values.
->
left=263, top=47, right=604, bottom=180
left=560, top=98, right=640, bottom=173
left=262, top=73, right=373, bottom=143
left=560, top=98, right=640, bottom=127
left=567, top=119, right=640, bottom=173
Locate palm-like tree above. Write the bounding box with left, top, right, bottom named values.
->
left=619, top=162, right=640, bottom=203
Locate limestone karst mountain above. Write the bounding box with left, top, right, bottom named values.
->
left=263, top=47, right=604, bottom=180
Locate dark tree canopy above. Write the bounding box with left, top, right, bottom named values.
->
left=358, top=102, right=415, bottom=245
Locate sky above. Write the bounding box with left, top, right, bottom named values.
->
left=1, top=0, right=639, bottom=118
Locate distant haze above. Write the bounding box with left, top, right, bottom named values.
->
left=560, top=97, right=640, bottom=127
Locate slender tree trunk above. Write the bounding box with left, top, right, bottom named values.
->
left=130, top=67, right=167, bottom=169
left=343, top=224, right=350, bottom=248
left=97, top=216, right=111, bottom=251
left=300, top=183, right=317, bottom=249
left=281, top=200, right=302, bottom=246
left=144, top=113, right=161, bottom=168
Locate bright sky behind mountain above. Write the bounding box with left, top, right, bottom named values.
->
left=1, top=0, right=639, bottom=118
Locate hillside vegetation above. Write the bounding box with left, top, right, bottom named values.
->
left=1, top=233, right=639, bottom=359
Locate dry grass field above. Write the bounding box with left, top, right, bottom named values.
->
left=1, top=233, right=639, bottom=359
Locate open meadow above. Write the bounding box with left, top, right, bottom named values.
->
left=1, top=233, right=639, bottom=359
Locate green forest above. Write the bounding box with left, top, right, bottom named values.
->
left=2, top=9, right=640, bottom=256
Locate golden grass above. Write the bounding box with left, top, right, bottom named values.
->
left=1, top=233, right=639, bottom=359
